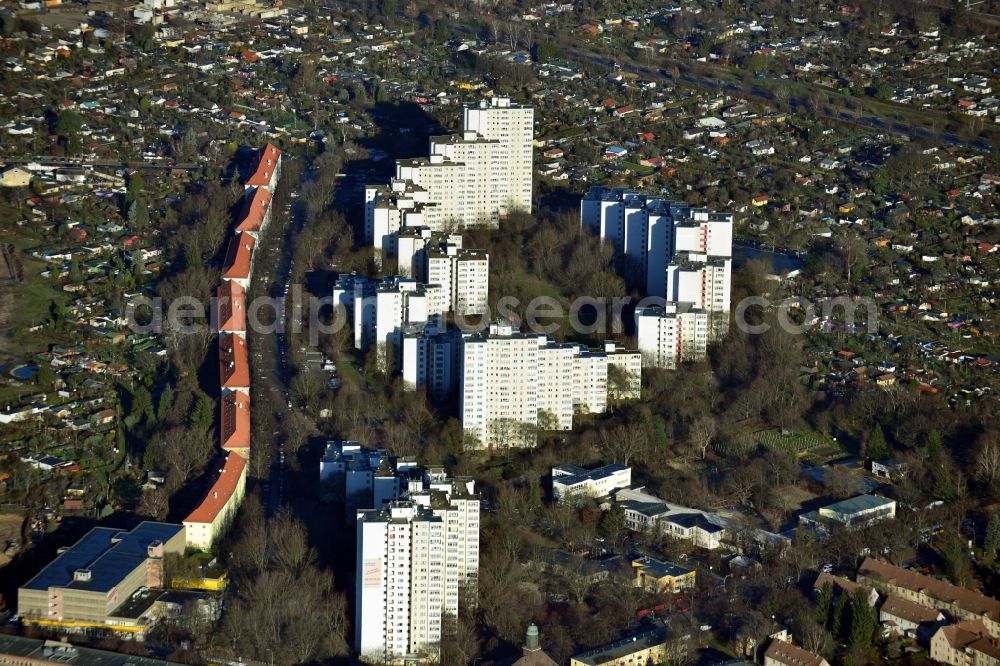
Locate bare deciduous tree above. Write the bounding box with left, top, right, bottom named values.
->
left=689, top=416, right=717, bottom=460
left=974, top=433, right=1000, bottom=491
left=599, top=422, right=648, bottom=466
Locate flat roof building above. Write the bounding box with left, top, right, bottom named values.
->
left=551, top=464, right=631, bottom=503
left=570, top=626, right=668, bottom=666
left=799, top=494, right=896, bottom=532
left=18, top=522, right=185, bottom=634
left=0, top=634, right=187, bottom=666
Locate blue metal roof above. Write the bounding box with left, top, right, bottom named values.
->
left=22, top=522, right=182, bottom=593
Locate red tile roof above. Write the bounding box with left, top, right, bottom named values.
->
left=814, top=571, right=867, bottom=596
left=219, top=333, right=250, bottom=390
left=221, top=390, right=250, bottom=452
left=881, top=595, right=942, bottom=625
left=184, top=453, right=247, bottom=524
left=859, top=558, right=1000, bottom=623
left=764, top=641, right=827, bottom=666
left=216, top=280, right=246, bottom=334
left=245, top=143, right=281, bottom=188
left=936, top=620, right=1000, bottom=659
left=235, top=186, right=272, bottom=234
left=222, top=232, right=255, bottom=281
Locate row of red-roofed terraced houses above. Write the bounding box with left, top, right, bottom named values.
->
left=182, top=143, right=281, bottom=551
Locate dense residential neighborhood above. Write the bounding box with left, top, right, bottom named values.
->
left=0, top=0, right=998, bottom=664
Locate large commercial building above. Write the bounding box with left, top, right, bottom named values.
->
left=581, top=188, right=733, bottom=344
left=0, top=634, right=192, bottom=666
left=18, top=522, right=186, bottom=634
left=355, top=481, right=480, bottom=664
left=635, top=303, right=709, bottom=369
left=365, top=97, right=533, bottom=246
left=461, top=320, right=641, bottom=449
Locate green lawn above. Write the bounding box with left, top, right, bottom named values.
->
left=1, top=226, right=72, bottom=359
left=621, top=161, right=655, bottom=176
left=517, top=274, right=564, bottom=301
left=552, top=125, right=587, bottom=140
left=338, top=360, right=361, bottom=388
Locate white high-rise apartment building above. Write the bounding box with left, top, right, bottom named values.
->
left=462, top=320, right=543, bottom=449
left=318, top=441, right=422, bottom=524
left=462, top=97, right=534, bottom=214
left=427, top=246, right=490, bottom=317
left=332, top=274, right=448, bottom=367
left=401, top=323, right=466, bottom=401
left=366, top=183, right=431, bottom=254
left=460, top=321, right=642, bottom=449
left=355, top=480, right=480, bottom=664
left=384, top=230, right=490, bottom=317
left=356, top=502, right=443, bottom=663
left=409, top=477, right=480, bottom=624
left=390, top=228, right=464, bottom=279
left=635, top=303, right=709, bottom=369
left=535, top=343, right=577, bottom=431
left=666, top=252, right=732, bottom=339
left=365, top=97, right=533, bottom=245
left=580, top=188, right=733, bottom=340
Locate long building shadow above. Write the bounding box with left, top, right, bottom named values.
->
left=329, top=101, right=443, bottom=249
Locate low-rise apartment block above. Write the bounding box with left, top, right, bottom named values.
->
left=763, top=640, right=830, bottom=666
left=183, top=452, right=247, bottom=550
left=569, top=626, right=668, bottom=666
left=930, top=620, right=1000, bottom=666
left=858, top=558, right=1000, bottom=637
left=879, top=594, right=944, bottom=639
